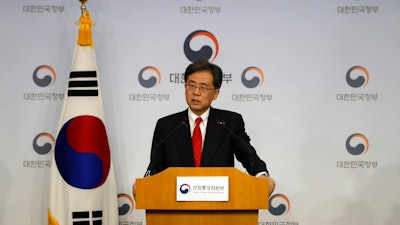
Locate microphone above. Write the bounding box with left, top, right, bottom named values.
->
left=144, top=119, right=189, bottom=177
left=216, top=120, right=226, bottom=126
left=215, top=119, right=255, bottom=154
left=214, top=118, right=269, bottom=177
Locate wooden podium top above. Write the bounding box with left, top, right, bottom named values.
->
left=135, top=167, right=269, bottom=210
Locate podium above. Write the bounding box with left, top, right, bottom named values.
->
left=135, top=167, right=269, bottom=225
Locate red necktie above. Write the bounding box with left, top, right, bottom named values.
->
left=192, top=117, right=203, bottom=167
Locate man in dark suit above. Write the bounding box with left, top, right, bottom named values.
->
left=144, top=59, right=275, bottom=194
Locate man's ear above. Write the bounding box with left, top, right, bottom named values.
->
left=213, top=89, right=220, bottom=100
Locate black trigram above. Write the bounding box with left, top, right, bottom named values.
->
left=68, top=71, right=99, bottom=97
left=72, top=210, right=102, bottom=225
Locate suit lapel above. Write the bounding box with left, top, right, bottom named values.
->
left=201, top=108, right=223, bottom=166
left=175, top=110, right=195, bottom=166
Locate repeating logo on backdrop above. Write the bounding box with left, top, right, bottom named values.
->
left=24, top=65, right=64, bottom=101
left=118, top=193, right=135, bottom=216
left=138, top=66, right=161, bottom=88
left=336, top=65, right=378, bottom=102
left=33, top=65, right=57, bottom=87
left=55, top=115, right=111, bottom=189
left=184, top=30, right=219, bottom=62
left=268, top=194, right=291, bottom=216
left=23, top=132, right=53, bottom=168
left=336, top=132, right=377, bottom=169
left=346, top=66, right=369, bottom=88
left=346, top=133, right=369, bottom=155
left=241, top=66, right=265, bottom=88
left=232, top=66, right=272, bottom=102
left=33, top=132, right=55, bottom=155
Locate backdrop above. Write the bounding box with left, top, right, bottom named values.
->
left=1, top=1, right=399, bottom=224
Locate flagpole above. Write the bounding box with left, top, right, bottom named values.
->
left=79, top=0, right=88, bottom=14
left=48, top=1, right=119, bottom=224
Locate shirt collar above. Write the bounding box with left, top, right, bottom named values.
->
left=188, top=108, right=210, bottom=126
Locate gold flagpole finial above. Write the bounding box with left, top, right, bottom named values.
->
left=76, top=0, right=95, bottom=46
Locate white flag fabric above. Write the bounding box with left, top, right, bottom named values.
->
left=48, top=9, right=118, bottom=225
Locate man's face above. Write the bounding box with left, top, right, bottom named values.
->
left=185, top=71, right=220, bottom=116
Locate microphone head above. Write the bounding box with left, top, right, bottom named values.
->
left=216, top=120, right=226, bottom=126
left=181, top=120, right=189, bottom=127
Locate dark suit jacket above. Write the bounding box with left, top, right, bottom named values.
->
left=145, top=107, right=268, bottom=176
